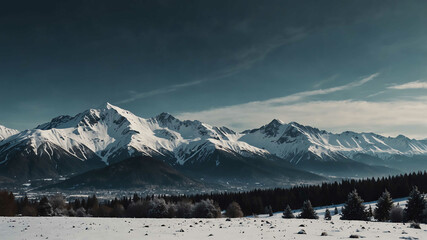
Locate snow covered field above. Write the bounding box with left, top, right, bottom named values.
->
left=1, top=215, right=426, bottom=240
left=1, top=198, right=426, bottom=240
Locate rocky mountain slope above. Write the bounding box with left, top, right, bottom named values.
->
left=1, top=103, right=424, bottom=187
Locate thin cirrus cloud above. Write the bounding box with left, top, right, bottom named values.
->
left=115, top=28, right=308, bottom=105
left=388, top=80, right=427, bottom=90
left=115, top=80, right=205, bottom=104
left=263, top=73, right=379, bottom=105
left=176, top=73, right=427, bottom=139
left=176, top=72, right=379, bottom=122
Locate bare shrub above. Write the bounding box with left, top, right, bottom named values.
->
left=192, top=199, right=221, bottom=218
left=226, top=202, right=244, bottom=218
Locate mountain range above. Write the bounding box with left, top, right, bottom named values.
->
left=0, top=103, right=425, bottom=190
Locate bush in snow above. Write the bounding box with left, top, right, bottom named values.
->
left=374, top=190, right=393, bottom=221
left=147, top=198, right=169, bottom=218
left=282, top=205, right=295, bottom=219
left=37, top=197, right=53, bottom=216
left=76, top=207, right=87, bottom=217
left=334, top=207, right=339, bottom=215
left=389, top=205, right=404, bottom=222
left=111, top=203, right=125, bottom=217
left=53, top=207, right=68, bottom=216
left=192, top=199, right=221, bottom=218
left=265, top=205, right=273, bottom=216
left=176, top=201, right=193, bottom=218
left=49, top=194, right=66, bottom=212
left=226, top=201, right=244, bottom=218
left=94, top=205, right=113, bottom=217
left=67, top=208, right=76, bottom=217
left=405, top=186, right=426, bottom=222
left=126, top=200, right=149, bottom=218
left=324, top=209, right=331, bottom=220
left=22, top=205, right=37, bottom=216
left=299, top=200, right=318, bottom=219
left=341, top=190, right=367, bottom=221
left=167, top=203, right=176, bottom=218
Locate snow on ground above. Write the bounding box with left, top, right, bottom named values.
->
left=1, top=198, right=426, bottom=240
left=0, top=215, right=426, bottom=240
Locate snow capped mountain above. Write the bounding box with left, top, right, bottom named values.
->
left=0, top=125, right=19, bottom=141
left=240, top=120, right=427, bottom=166
left=0, top=103, right=424, bottom=184
left=0, top=103, right=270, bottom=171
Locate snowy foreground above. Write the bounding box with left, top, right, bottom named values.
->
left=1, top=198, right=426, bottom=240
left=1, top=215, right=426, bottom=240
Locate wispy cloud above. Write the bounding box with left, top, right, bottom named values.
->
left=388, top=80, right=427, bottom=90
left=116, top=28, right=308, bottom=105
left=258, top=73, right=379, bottom=105
left=173, top=73, right=427, bottom=139
left=177, top=99, right=427, bottom=139
left=115, top=80, right=204, bottom=104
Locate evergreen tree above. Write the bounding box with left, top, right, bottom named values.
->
left=37, top=197, right=52, bottom=216
left=299, top=200, right=318, bottom=219
left=341, top=190, right=367, bottom=220
left=405, top=186, right=426, bottom=222
left=132, top=193, right=140, bottom=203
left=265, top=205, right=273, bottom=216
left=324, top=209, right=331, bottom=220
left=367, top=205, right=373, bottom=219
left=0, top=191, right=16, bottom=216
left=374, top=190, right=393, bottom=221
left=334, top=207, right=339, bottom=215
left=282, top=205, right=295, bottom=218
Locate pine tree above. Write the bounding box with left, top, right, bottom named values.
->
left=265, top=205, right=273, bottom=217
left=37, top=197, right=52, bottom=216
left=367, top=205, right=373, bottom=219
left=405, top=186, right=426, bottom=222
left=282, top=205, right=295, bottom=218
left=334, top=207, right=339, bottom=215
left=0, top=191, right=16, bottom=216
left=324, top=209, right=331, bottom=220
left=299, top=200, right=318, bottom=219
left=341, top=190, right=367, bottom=220
left=374, top=190, right=393, bottom=221
left=132, top=193, right=140, bottom=203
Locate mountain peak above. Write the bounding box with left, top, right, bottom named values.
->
left=260, top=119, right=285, bottom=137
left=0, top=124, right=20, bottom=141
left=155, top=112, right=177, bottom=123
left=269, top=119, right=284, bottom=126
left=97, top=102, right=121, bottom=111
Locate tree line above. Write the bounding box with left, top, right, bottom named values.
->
left=0, top=171, right=426, bottom=222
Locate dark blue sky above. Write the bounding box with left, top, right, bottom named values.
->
left=1, top=1, right=427, bottom=138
